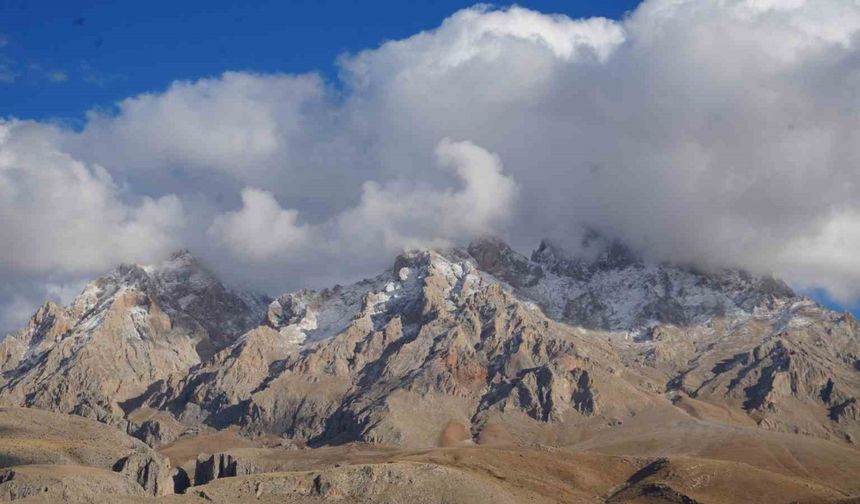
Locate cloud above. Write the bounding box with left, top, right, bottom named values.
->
left=0, top=56, right=14, bottom=83
left=45, top=70, right=68, bottom=83
left=333, top=138, right=517, bottom=254
left=208, top=139, right=516, bottom=279
left=209, top=188, right=311, bottom=262
left=4, top=1, right=860, bottom=330
left=776, top=210, right=860, bottom=302
left=72, top=72, right=329, bottom=188
left=0, top=120, right=184, bottom=276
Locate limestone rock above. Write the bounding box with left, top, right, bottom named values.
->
left=4, top=237, right=859, bottom=456
left=0, top=251, right=267, bottom=427
left=0, top=465, right=146, bottom=502
left=112, top=452, right=175, bottom=496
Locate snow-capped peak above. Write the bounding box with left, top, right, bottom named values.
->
left=472, top=236, right=797, bottom=334
left=13, top=250, right=269, bottom=363
left=264, top=248, right=484, bottom=346
left=258, top=236, right=802, bottom=348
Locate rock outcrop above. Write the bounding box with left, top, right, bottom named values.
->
left=0, top=407, right=181, bottom=498
left=0, top=465, right=146, bottom=502
left=112, top=452, right=175, bottom=496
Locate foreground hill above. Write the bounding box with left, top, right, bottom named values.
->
left=0, top=407, right=179, bottom=499
left=1, top=408, right=859, bottom=503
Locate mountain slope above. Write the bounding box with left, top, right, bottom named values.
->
left=471, top=234, right=796, bottom=333
left=0, top=251, right=268, bottom=426
left=127, top=237, right=860, bottom=451
left=2, top=236, right=859, bottom=454
left=142, top=248, right=654, bottom=446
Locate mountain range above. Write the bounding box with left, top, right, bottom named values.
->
left=1, top=235, right=859, bottom=503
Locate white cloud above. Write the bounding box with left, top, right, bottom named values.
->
left=334, top=138, right=517, bottom=253
left=73, top=72, right=327, bottom=185
left=208, top=139, right=516, bottom=271
left=4, top=1, right=860, bottom=330
left=0, top=120, right=184, bottom=275
left=46, top=70, right=68, bottom=83
left=777, top=210, right=860, bottom=303
left=209, top=188, right=311, bottom=262
left=0, top=57, right=14, bottom=83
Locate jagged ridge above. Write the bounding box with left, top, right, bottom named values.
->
left=0, top=251, right=268, bottom=427
left=1, top=236, right=859, bottom=452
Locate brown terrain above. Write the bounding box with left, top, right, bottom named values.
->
left=0, top=237, right=858, bottom=502
left=2, top=405, right=860, bottom=503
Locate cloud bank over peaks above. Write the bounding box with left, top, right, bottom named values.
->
left=208, top=139, right=517, bottom=277
left=0, top=120, right=183, bottom=274
left=3, top=0, right=860, bottom=332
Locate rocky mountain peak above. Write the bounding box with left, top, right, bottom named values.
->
left=144, top=249, right=214, bottom=288
left=0, top=250, right=268, bottom=424
left=251, top=235, right=802, bottom=350
left=61, top=250, right=270, bottom=357
left=531, top=232, right=642, bottom=279
left=272, top=240, right=793, bottom=351
left=459, top=235, right=798, bottom=333
left=131, top=236, right=860, bottom=453
left=467, top=236, right=544, bottom=288
left=261, top=247, right=483, bottom=349
left=1, top=237, right=857, bottom=464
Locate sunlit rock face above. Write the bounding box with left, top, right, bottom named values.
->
left=0, top=251, right=268, bottom=425
left=37, top=236, right=840, bottom=450
left=2, top=237, right=859, bottom=450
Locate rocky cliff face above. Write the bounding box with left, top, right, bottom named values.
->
left=128, top=238, right=858, bottom=448
left=2, top=237, right=859, bottom=450
left=0, top=251, right=268, bottom=426
left=475, top=235, right=796, bottom=333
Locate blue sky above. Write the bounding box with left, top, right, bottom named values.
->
left=1, top=0, right=639, bottom=122
left=805, top=290, right=859, bottom=318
